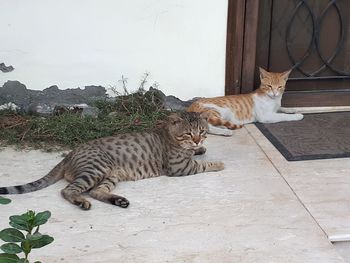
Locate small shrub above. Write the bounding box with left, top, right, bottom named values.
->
left=0, top=210, right=54, bottom=263
left=0, top=87, right=168, bottom=150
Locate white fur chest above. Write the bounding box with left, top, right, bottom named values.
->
left=253, top=94, right=281, bottom=121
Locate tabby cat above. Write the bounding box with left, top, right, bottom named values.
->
left=187, top=68, right=304, bottom=136
left=0, top=112, right=224, bottom=210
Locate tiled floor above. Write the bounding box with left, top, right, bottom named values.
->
left=246, top=124, right=350, bottom=238
left=334, top=242, right=350, bottom=263
left=246, top=124, right=350, bottom=262
left=0, top=126, right=348, bottom=262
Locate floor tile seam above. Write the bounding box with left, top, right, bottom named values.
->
left=244, top=126, right=330, bottom=239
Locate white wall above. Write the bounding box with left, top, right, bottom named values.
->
left=0, top=0, right=228, bottom=100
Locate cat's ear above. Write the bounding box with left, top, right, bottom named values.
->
left=280, top=69, right=292, bottom=81
left=259, top=67, right=269, bottom=79
left=168, top=112, right=183, bottom=124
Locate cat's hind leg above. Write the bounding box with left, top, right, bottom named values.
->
left=202, top=104, right=243, bottom=131
left=207, top=115, right=243, bottom=131
left=208, top=124, right=233, bottom=136
left=89, top=171, right=129, bottom=208
left=61, top=172, right=98, bottom=210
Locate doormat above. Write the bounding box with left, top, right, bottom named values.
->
left=255, top=112, right=350, bottom=161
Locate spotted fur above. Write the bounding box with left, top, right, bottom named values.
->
left=187, top=68, right=304, bottom=136
left=0, top=112, right=224, bottom=210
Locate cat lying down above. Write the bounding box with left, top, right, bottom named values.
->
left=187, top=67, right=303, bottom=136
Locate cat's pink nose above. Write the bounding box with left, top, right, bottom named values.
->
left=193, top=136, right=200, bottom=144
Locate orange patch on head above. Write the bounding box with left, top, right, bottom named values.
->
left=256, top=67, right=292, bottom=97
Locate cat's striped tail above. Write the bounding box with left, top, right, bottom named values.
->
left=0, top=157, right=67, bottom=195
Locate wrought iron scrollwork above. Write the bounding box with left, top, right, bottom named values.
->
left=286, top=0, right=350, bottom=79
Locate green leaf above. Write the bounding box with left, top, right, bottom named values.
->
left=0, top=243, right=22, bottom=254
left=33, top=211, right=51, bottom=226
left=0, top=228, right=25, bottom=242
left=0, top=196, right=11, bottom=205
left=17, top=259, right=29, bottom=263
left=27, top=233, right=42, bottom=241
left=31, top=235, right=54, bottom=249
left=9, top=216, right=29, bottom=232
left=8, top=223, right=27, bottom=233
left=0, top=253, right=20, bottom=263
left=33, top=261, right=41, bottom=263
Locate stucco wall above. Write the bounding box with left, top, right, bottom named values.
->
left=0, top=0, right=228, bottom=100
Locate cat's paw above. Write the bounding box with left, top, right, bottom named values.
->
left=75, top=200, right=92, bottom=210
left=294, top=113, right=304, bottom=121
left=111, top=196, right=130, bottom=208
left=211, top=161, right=225, bottom=171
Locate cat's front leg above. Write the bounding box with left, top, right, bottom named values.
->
left=201, top=161, right=225, bottom=172
left=194, top=146, right=206, bottom=155
left=279, top=107, right=298, bottom=114
left=259, top=113, right=304, bottom=123
left=168, top=159, right=224, bottom=177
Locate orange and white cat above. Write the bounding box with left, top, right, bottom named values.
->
left=186, top=67, right=303, bottom=136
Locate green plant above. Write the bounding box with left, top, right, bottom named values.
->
left=0, top=86, right=168, bottom=150
left=0, top=210, right=54, bottom=263
left=0, top=197, right=11, bottom=205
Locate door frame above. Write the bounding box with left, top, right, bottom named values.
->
left=225, top=0, right=350, bottom=106
left=225, top=0, right=259, bottom=95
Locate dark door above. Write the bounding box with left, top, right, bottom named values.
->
left=255, top=0, right=350, bottom=106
